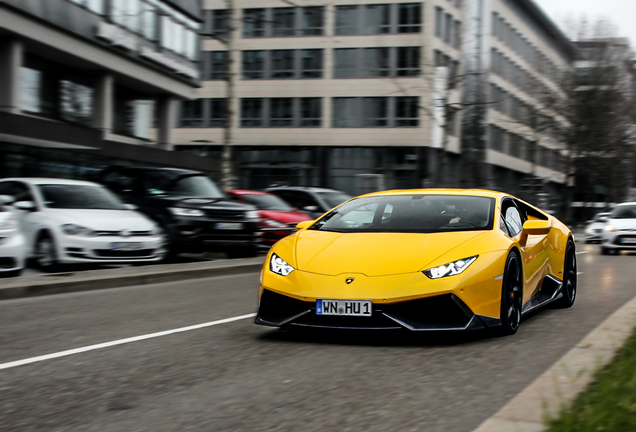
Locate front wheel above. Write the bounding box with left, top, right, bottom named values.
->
left=34, top=235, right=60, bottom=272
left=499, top=252, right=523, bottom=336
left=555, top=241, right=577, bottom=308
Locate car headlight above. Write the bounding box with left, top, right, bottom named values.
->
left=62, top=224, right=97, bottom=237
left=246, top=210, right=260, bottom=220
left=423, top=256, right=478, bottom=279
left=604, top=224, right=616, bottom=232
left=262, top=219, right=286, bottom=228
left=169, top=207, right=205, bottom=217
left=270, top=253, right=295, bottom=276
left=0, top=214, right=17, bottom=230
left=150, top=226, right=164, bottom=236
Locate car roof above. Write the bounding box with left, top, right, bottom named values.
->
left=0, top=178, right=103, bottom=187
left=228, top=190, right=275, bottom=196
left=358, top=188, right=510, bottom=199
left=105, top=166, right=202, bottom=175
left=266, top=186, right=346, bottom=193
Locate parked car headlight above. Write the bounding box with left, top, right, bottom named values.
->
left=246, top=210, right=260, bottom=220
left=62, top=224, right=97, bottom=237
left=150, top=226, right=164, bottom=236
left=0, top=214, right=17, bottom=231
left=604, top=224, right=616, bottom=232
left=169, top=207, right=205, bottom=217
left=262, top=219, right=286, bottom=228
left=423, top=256, right=478, bottom=279
left=270, top=253, right=295, bottom=276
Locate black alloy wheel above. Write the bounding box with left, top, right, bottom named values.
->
left=556, top=241, right=577, bottom=308
left=499, top=252, right=523, bottom=336
left=35, top=234, right=59, bottom=272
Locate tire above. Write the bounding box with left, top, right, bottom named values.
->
left=601, top=247, right=609, bottom=255
left=0, top=268, right=22, bottom=278
left=34, top=234, right=60, bottom=272
left=555, top=241, right=577, bottom=308
left=499, top=252, right=523, bottom=336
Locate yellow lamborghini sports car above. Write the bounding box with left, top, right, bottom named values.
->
left=255, top=189, right=576, bottom=335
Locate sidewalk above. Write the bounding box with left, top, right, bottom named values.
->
left=0, top=257, right=265, bottom=300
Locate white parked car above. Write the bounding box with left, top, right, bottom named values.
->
left=584, top=212, right=610, bottom=243
left=0, top=195, right=26, bottom=277
left=0, top=178, right=165, bottom=271
left=601, top=203, right=636, bottom=255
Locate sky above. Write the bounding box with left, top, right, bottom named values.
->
left=533, top=0, right=636, bottom=49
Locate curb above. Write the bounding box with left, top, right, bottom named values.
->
left=0, top=257, right=265, bottom=301
left=471, top=293, right=636, bottom=432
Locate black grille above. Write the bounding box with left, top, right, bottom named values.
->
left=382, top=294, right=473, bottom=330
left=94, top=230, right=153, bottom=237
left=613, top=235, right=636, bottom=246
left=0, top=257, right=17, bottom=269
left=93, top=249, right=155, bottom=258
left=204, top=209, right=245, bottom=221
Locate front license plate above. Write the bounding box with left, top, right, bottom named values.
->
left=316, top=299, right=372, bottom=317
left=109, top=242, right=143, bottom=251
left=621, top=238, right=636, bottom=244
left=216, top=222, right=243, bottom=230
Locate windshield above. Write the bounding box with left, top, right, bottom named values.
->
left=39, top=185, right=126, bottom=210
left=317, top=192, right=352, bottom=208
left=310, top=195, right=495, bottom=233
left=242, top=194, right=293, bottom=211
left=141, top=171, right=223, bottom=198
left=611, top=205, right=636, bottom=219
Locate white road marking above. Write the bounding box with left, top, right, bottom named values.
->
left=0, top=313, right=256, bottom=371
left=577, top=272, right=584, bottom=275
left=576, top=251, right=588, bottom=255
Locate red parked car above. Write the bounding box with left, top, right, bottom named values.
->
left=227, top=190, right=312, bottom=246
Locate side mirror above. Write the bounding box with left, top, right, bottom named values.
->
left=303, top=205, right=319, bottom=212
left=0, top=195, right=14, bottom=205
left=13, top=201, right=36, bottom=211
left=522, top=220, right=552, bottom=235
left=296, top=220, right=315, bottom=230
left=124, top=203, right=138, bottom=210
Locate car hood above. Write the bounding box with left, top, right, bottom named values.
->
left=294, top=230, right=489, bottom=276
left=608, top=218, right=636, bottom=231
left=148, top=196, right=254, bottom=211
left=44, top=209, right=155, bottom=231
left=259, top=210, right=311, bottom=223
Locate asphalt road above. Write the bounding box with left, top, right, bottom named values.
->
left=1, top=241, right=635, bottom=432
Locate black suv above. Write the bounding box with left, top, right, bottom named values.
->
left=97, top=167, right=260, bottom=258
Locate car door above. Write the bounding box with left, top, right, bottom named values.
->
left=501, top=198, right=549, bottom=305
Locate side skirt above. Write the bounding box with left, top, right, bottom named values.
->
left=521, top=275, right=563, bottom=316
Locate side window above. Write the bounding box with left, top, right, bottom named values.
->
left=0, top=181, right=35, bottom=203
left=274, top=191, right=300, bottom=208
left=503, top=202, right=523, bottom=237
left=101, top=171, right=137, bottom=194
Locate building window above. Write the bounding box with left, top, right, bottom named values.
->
left=489, top=126, right=505, bottom=152
left=19, top=57, right=94, bottom=126
left=241, top=50, right=323, bottom=79
left=241, top=98, right=264, bottom=127
left=242, top=50, right=265, bottom=79
left=435, top=7, right=460, bottom=47
left=179, top=99, right=204, bottom=127
left=243, top=7, right=325, bottom=38
left=178, top=98, right=227, bottom=128
left=111, top=0, right=158, bottom=40
left=334, top=47, right=421, bottom=78
left=204, top=9, right=228, bottom=39
left=69, top=0, right=105, bottom=14
left=434, top=50, right=459, bottom=88
left=202, top=51, right=228, bottom=80
left=336, top=3, right=422, bottom=35
left=271, top=50, right=295, bottom=78
left=332, top=97, right=419, bottom=127
left=240, top=98, right=323, bottom=127
left=243, top=9, right=266, bottom=38
left=113, top=85, right=152, bottom=139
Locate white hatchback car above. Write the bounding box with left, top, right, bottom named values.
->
left=0, top=196, right=26, bottom=277
left=601, top=203, right=636, bottom=255
left=0, top=178, right=165, bottom=271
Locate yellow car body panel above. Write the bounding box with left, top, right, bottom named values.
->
left=257, top=189, right=575, bottom=332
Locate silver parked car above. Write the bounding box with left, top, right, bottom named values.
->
left=601, top=203, right=636, bottom=255
left=584, top=212, right=610, bottom=243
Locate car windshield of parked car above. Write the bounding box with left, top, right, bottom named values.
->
left=309, top=195, right=495, bottom=233
left=611, top=205, right=636, bottom=219
left=39, top=185, right=126, bottom=210
left=242, top=194, right=293, bottom=211
left=141, top=171, right=223, bottom=198
left=316, top=192, right=352, bottom=208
